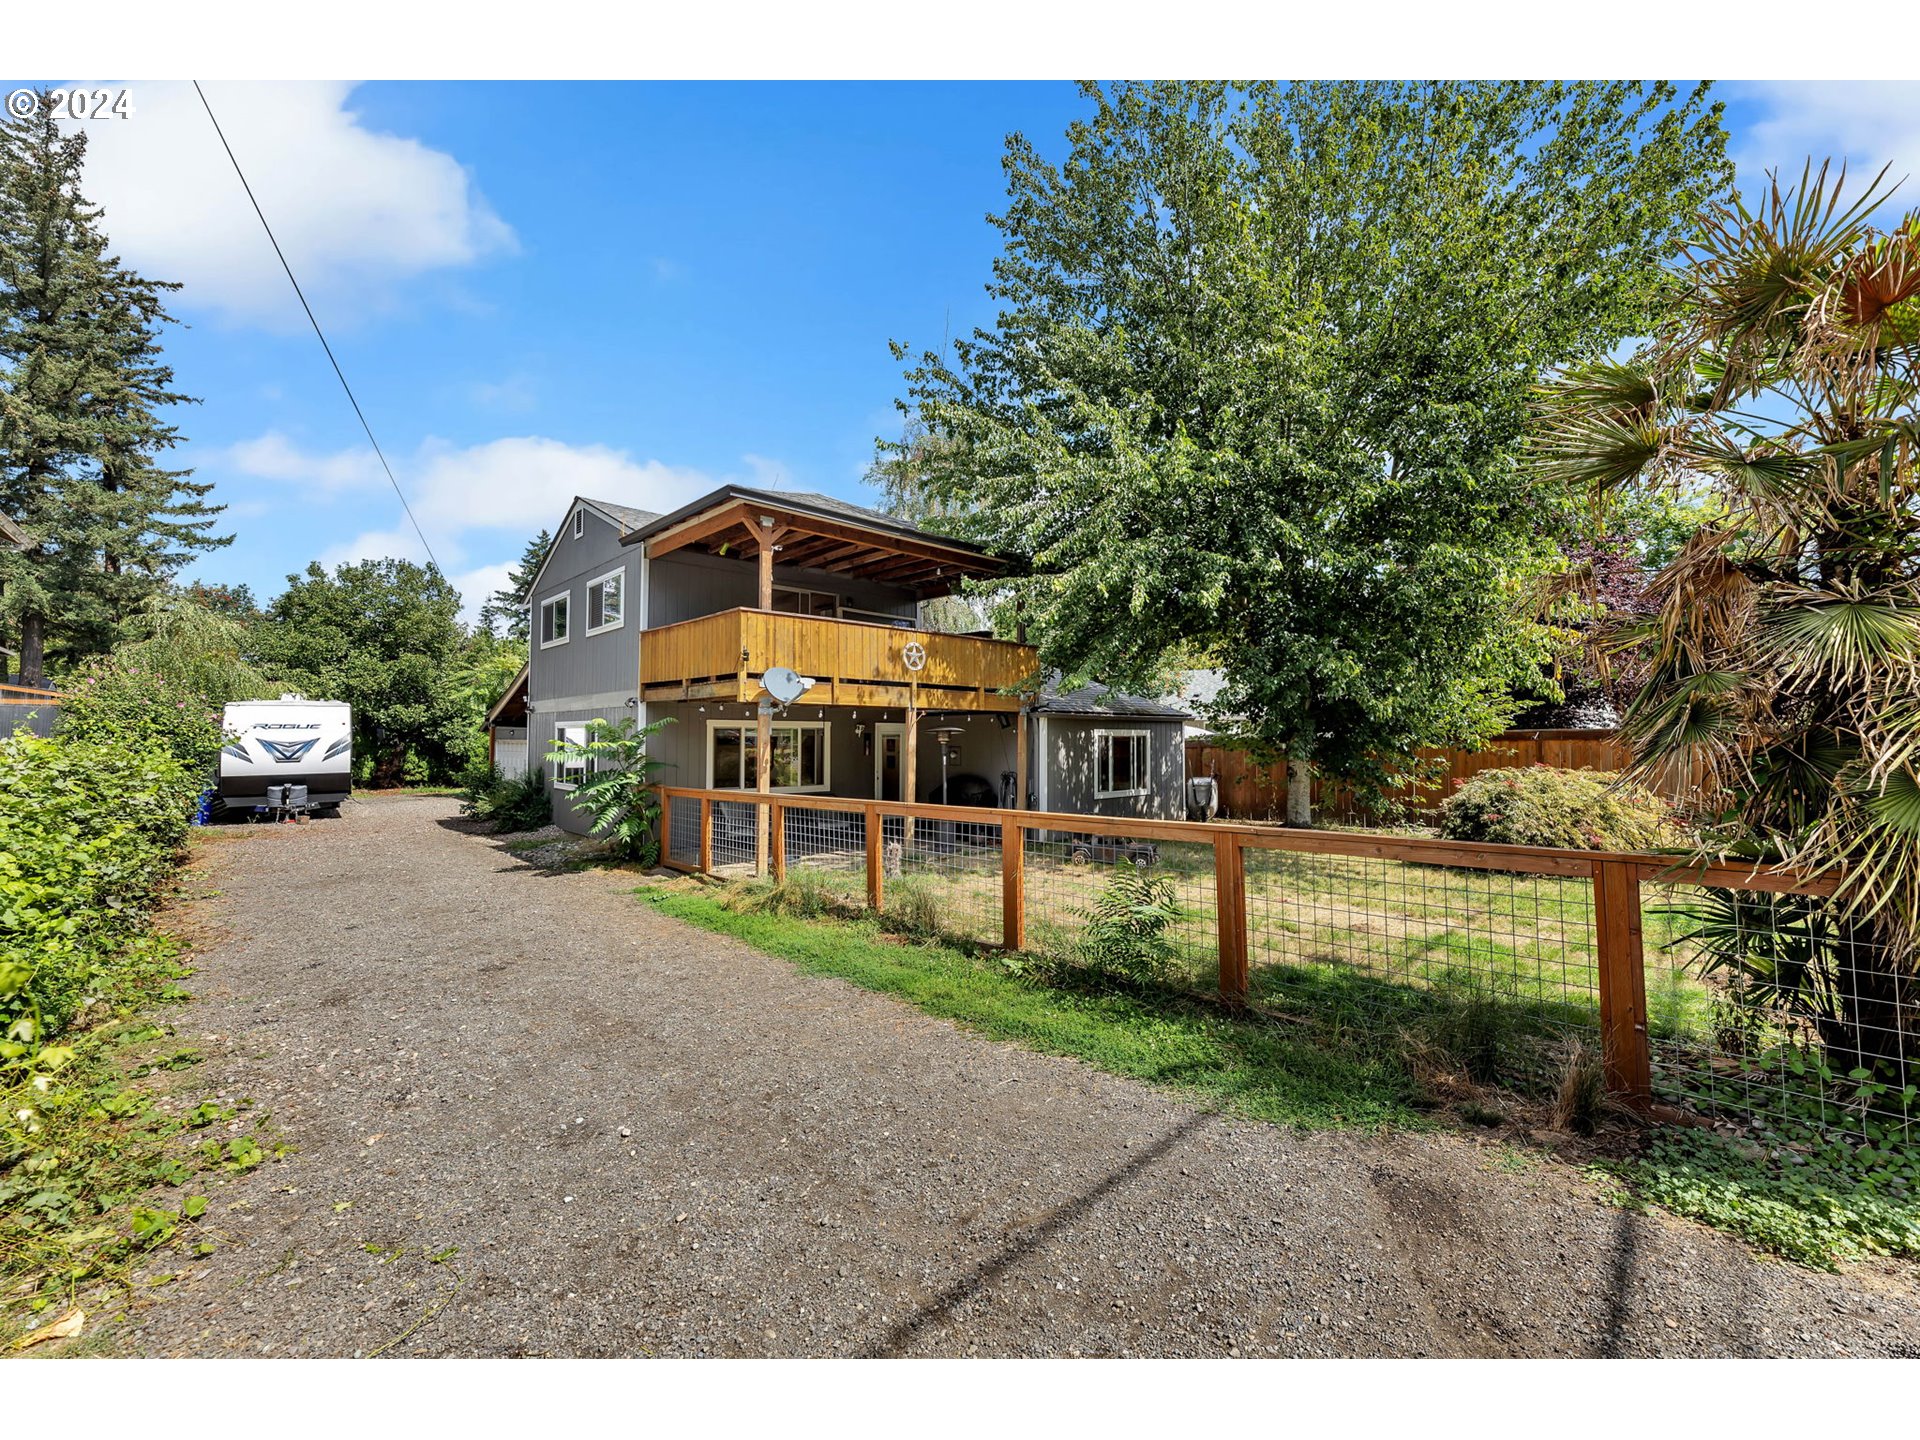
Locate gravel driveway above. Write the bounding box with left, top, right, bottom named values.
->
left=123, top=794, right=1920, bottom=1357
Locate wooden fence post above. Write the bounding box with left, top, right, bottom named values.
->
left=1002, top=817, right=1025, bottom=951
left=1594, top=860, right=1652, bottom=1107
left=698, top=796, right=713, bottom=875
left=1214, top=832, right=1248, bottom=1006
left=659, top=791, right=671, bottom=867
left=864, top=803, right=883, bottom=912
left=770, top=800, right=786, bottom=884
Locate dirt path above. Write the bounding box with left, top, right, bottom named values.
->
left=122, top=794, right=1920, bottom=1357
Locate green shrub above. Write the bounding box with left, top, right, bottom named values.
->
left=459, top=762, right=551, bottom=833
left=883, top=877, right=944, bottom=940
left=57, top=660, right=226, bottom=780
left=1077, top=867, right=1184, bottom=984
left=548, top=717, right=671, bottom=864
left=1437, top=765, right=1676, bottom=851
left=0, top=732, right=199, bottom=1050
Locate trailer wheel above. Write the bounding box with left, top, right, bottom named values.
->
left=1067, top=842, right=1094, bottom=866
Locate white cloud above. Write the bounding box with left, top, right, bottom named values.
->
left=1733, top=82, right=1920, bottom=214
left=225, top=431, right=383, bottom=494
left=67, top=80, right=514, bottom=326
left=467, top=374, right=537, bottom=413
left=227, top=432, right=768, bottom=621
left=450, top=562, right=515, bottom=629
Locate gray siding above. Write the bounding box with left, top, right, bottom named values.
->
left=1037, top=715, right=1186, bottom=822
left=526, top=505, right=642, bottom=706
left=648, top=551, right=917, bottom=627
left=645, top=701, right=1019, bottom=804
left=530, top=701, right=631, bottom=835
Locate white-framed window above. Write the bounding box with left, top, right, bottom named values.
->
left=586, top=568, right=625, bottom=635
left=1094, top=728, right=1150, bottom=799
left=539, top=592, right=570, bottom=648
left=707, top=719, right=830, bottom=792
left=552, top=723, right=590, bottom=791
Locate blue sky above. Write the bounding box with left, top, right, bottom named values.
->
left=37, top=80, right=1920, bottom=622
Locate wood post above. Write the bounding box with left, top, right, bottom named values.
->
left=659, top=791, right=671, bottom=867
left=1002, top=818, right=1025, bottom=951
left=864, top=803, right=883, bottom=911
left=1014, top=708, right=1029, bottom=810
left=1594, top=860, right=1652, bottom=1107
left=1214, top=832, right=1248, bottom=1006
left=902, top=701, right=918, bottom=847
left=755, top=703, right=771, bottom=877
left=698, top=796, right=713, bottom=874
left=757, top=517, right=777, bottom=611
left=770, top=799, right=786, bottom=884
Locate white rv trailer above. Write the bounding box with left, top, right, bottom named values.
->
left=218, top=697, right=352, bottom=813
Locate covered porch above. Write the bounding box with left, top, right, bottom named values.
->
left=646, top=697, right=1029, bottom=877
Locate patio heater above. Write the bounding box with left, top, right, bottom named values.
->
left=932, top=726, right=964, bottom=804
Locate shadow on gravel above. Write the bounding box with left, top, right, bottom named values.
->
left=860, top=1109, right=1215, bottom=1358
left=1595, top=1206, right=1643, bottom=1357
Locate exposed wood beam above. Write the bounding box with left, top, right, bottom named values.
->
left=645, top=501, right=756, bottom=558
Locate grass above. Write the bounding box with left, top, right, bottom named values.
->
left=637, top=884, right=1427, bottom=1130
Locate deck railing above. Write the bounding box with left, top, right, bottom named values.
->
left=653, top=784, right=1854, bottom=1125
left=639, top=608, right=1036, bottom=711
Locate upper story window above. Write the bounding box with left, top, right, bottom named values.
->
left=1094, top=728, right=1149, bottom=799
left=586, top=569, right=625, bottom=635
left=539, top=593, right=570, bottom=648
left=572, top=509, right=584, bottom=539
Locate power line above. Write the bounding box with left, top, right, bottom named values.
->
left=191, top=80, right=439, bottom=572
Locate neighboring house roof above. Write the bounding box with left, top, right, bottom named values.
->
left=1168, top=667, right=1227, bottom=714
left=0, top=511, right=29, bottom=551
left=1033, top=679, right=1193, bottom=720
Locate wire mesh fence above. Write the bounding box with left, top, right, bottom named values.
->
left=1238, top=848, right=1603, bottom=1092
left=778, top=802, right=871, bottom=909
left=1021, top=827, right=1220, bottom=990
left=1642, top=882, right=1919, bottom=1147
left=654, top=786, right=1906, bottom=1144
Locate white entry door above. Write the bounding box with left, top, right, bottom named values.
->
left=872, top=724, right=905, bottom=801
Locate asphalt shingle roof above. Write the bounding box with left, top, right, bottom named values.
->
left=1033, top=679, right=1192, bottom=720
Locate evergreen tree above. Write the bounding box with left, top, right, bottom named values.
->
left=478, top=528, right=549, bottom=640
left=0, top=92, right=228, bottom=684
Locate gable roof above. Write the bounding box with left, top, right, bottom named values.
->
left=1033, top=679, right=1192, bottom=720
left=581, top=497, right=660, bottom=532
left=629, top=484, right=1006, bottom=597
left=485, top=663, right=530, bottom=727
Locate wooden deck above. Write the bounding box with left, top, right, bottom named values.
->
left=639, top=608, right=1037, bottom=712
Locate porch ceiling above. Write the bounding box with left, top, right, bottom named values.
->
left=639, top=499, right=1003, bottom=596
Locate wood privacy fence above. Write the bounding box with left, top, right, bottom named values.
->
left=0, top=683, right=63, bottom=740
left=1185, top=728, right=1680, bottom=822
left=653, top=783, right=1830, bottom=1111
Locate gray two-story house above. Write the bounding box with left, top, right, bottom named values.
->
left=505, top=485, right=1189, bottom=859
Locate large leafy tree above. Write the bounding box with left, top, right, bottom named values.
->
left=0, top=93, right=229, bottom=684
left=880, top=81, right=1730, bottom=820
left=1535, top=166, right=1920, bottom=1076
left=253, top=558, right=471, bottom=784
left=478, top=529, right=550, bottom=640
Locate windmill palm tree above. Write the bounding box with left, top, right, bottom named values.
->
left=1534, top=163, right=1920, bottom=1080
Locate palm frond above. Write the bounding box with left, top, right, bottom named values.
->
left=1765, top=595, right=1920, bottom=680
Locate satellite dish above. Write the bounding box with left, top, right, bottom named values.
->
left=762, top=666, right=816, bottom=706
